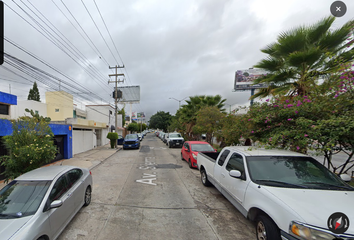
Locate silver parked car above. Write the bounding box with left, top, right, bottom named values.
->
left=0, top=165, right=92, bottom=240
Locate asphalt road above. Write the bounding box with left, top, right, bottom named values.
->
left=57, top=133, right=255, bottom=240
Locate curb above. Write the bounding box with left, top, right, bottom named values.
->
left=89, top=148, right=122, bottom=170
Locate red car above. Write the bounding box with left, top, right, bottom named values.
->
left=181, top=141, right=217, bottom=168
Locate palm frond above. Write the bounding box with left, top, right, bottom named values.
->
left=308, top=16, right=335, bottom=43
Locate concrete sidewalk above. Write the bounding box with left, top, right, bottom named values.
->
left=0, top=144, right=121, bottom=189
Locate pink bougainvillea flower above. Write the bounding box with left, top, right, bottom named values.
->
left=295, top=111, right=299, bottom=114
left=266, top=99, right=269, bottom=102
left=287, top=118, right=293, bottom=121
left=304, top=134, right=308, bottom=137
left=251, top=131, right=254, bottom=133
left=296, top=146, right=300, bottom=150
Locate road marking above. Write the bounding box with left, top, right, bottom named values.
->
left=136, top=178, right=157, bottom=186
left=136, top=157, right=157, bottom=186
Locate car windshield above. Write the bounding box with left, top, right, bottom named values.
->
left=247, top=156, right=353, bottom=190
left=125, top=134, right=137, bottom=140
left=191, top=144, right=214, bottom=152
left=0, top=180, right=51, bottom=219
left=169, top=133, right=181, bottom=138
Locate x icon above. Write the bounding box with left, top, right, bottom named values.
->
left=336, top=6, right=341, bottom=11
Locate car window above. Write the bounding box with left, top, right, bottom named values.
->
left=226, top=153, right=244, bottom=172
left=191, top=144, right=214, bottom=152
left=218, top=150, right=230, bottom=166
left=226, top=153, right=246, bottom=179
left=67, top=169, right=83, bottom=187
left=169, top=133, right=182, bottom=138
left=184, top=142, right=189, bottom=150
left=0, top=181, right=51, bottom=218
left=49, top=175, right=69, bottom=201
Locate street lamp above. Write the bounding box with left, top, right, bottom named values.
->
left=225, top=103, right=237, bottom=114
left=169, top=97, right=188, bottom=108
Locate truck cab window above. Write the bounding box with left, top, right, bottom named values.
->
left=226, top=153, right=246, bottom=180
left=218, top=150, right=230, bottom=166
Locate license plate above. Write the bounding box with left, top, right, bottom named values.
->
left=129, top=145, right=132, bottom=147
left=176, top=143, right=180, bottom=145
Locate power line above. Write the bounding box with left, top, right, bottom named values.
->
left=81, top=0, right=119, bottom=65
left=59, top=0, right=111, bottom=66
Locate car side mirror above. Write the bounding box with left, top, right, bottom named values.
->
left=50, top=200, right=63, bottom=209
left=340, top=174, right=351, bottom=182
left=229, top=170, right=242, bottom=178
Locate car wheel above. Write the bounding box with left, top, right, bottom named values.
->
left=188, top=159, right=193, bottom=168
left=255, top=215, right=281, bottom=240
left=200, top=169, right=211, bottom=187
left=83, top=186, right=91, bottom=206
left=181, top=153, right=184, bottom=160
left=169, top=143, right=172, bottom=148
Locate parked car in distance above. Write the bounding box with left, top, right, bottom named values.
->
left=197, top=146, right=354, bottom=240
left=117, top=135, right=124, bottom=145
left=181, top=141, right=216, bottom=168
left=0, top=165, right=92, bottom=240
left=123, top=134, right=140, bottom=150
left=167, top=132, right=184, bottom=148
left=163, top=133, right=169, bottom=144
left=137, top=133, right=143, bottom=141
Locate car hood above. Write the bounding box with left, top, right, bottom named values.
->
left=0, top=216, right=32, bottom=240
left=263, top=186, right=354, bottom=233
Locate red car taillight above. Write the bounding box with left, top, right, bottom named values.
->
left=89, top=171, right=92, bottom=175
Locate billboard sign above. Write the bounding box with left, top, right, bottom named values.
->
left=234, top=69, right=268, bottom=90
left=137, top=112, right=145, bottom=118
left=115, top=86, right=140, bottom=103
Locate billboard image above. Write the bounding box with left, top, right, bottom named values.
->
left=234, top=69, right=268, bottom=90
left=116, top=86, right=140, bottom=103
left=137, top=112, right=145, bottom=118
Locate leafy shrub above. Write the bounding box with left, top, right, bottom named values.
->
left=107, top=132, right=118, bottom=148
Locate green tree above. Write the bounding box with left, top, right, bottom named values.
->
left=127, top=122, right=139, bottom=132
left=118, top=107, right=126, bottom=127
left=193, top=106, right=225, bottom=144
left=178, top=95, right=226, bottom=140
left=0, top=109, right=56, bottom=183
left=149, top=111, right=172, bottom=132
left=252, top=16, right=354, bottom=99
left=27, top=81, right=41, bottom=102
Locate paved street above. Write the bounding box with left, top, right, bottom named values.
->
left=57, top=133, right=255, bottom=240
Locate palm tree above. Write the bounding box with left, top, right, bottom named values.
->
left=252, top=16, right=354, bottom=99
left=178, top=95, right=226, bottom=140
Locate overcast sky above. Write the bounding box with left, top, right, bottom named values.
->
left=1, top=0, right=353, bottom=120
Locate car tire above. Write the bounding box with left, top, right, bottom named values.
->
left=181, top=153, right=184, bottom=160
left=188, top=159, right=193, bottom=168
left=169, top=143, right=172, bottom=148
left=83, top=186, right=91, bottom=207
left=37, top=237, right=46, bottom=240
left=201, top=169, right=211, bottom=187
left=255, top=215, right=281, bottom=240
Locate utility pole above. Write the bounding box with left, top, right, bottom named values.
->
left=108, top=65, right=124, bottom=148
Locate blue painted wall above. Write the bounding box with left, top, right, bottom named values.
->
left=49, top=123, right=73, bottom=159
left=0, top=92, right=17, bottom=105
left=0, top=119, right=72, bottom=159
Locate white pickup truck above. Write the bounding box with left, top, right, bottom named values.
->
left=197, top=146, right=354, bottom=240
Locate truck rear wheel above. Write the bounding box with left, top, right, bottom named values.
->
left=201, top=169, right=211, bottom=187
left=255, top=215, right=281, bottom=240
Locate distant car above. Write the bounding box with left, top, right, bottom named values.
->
left=0, top=165, right=92, bottom=240
left=163, top=133, right=169, bottom=144
left=123, top=134, right=140, bottom=150
left=117, top=135, right=124, bottom=145
left=167, top=132, right=184, bottom=148
left=137, top=133, right=143, bottom=141
left=181, top=141, right=216, bottom=168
